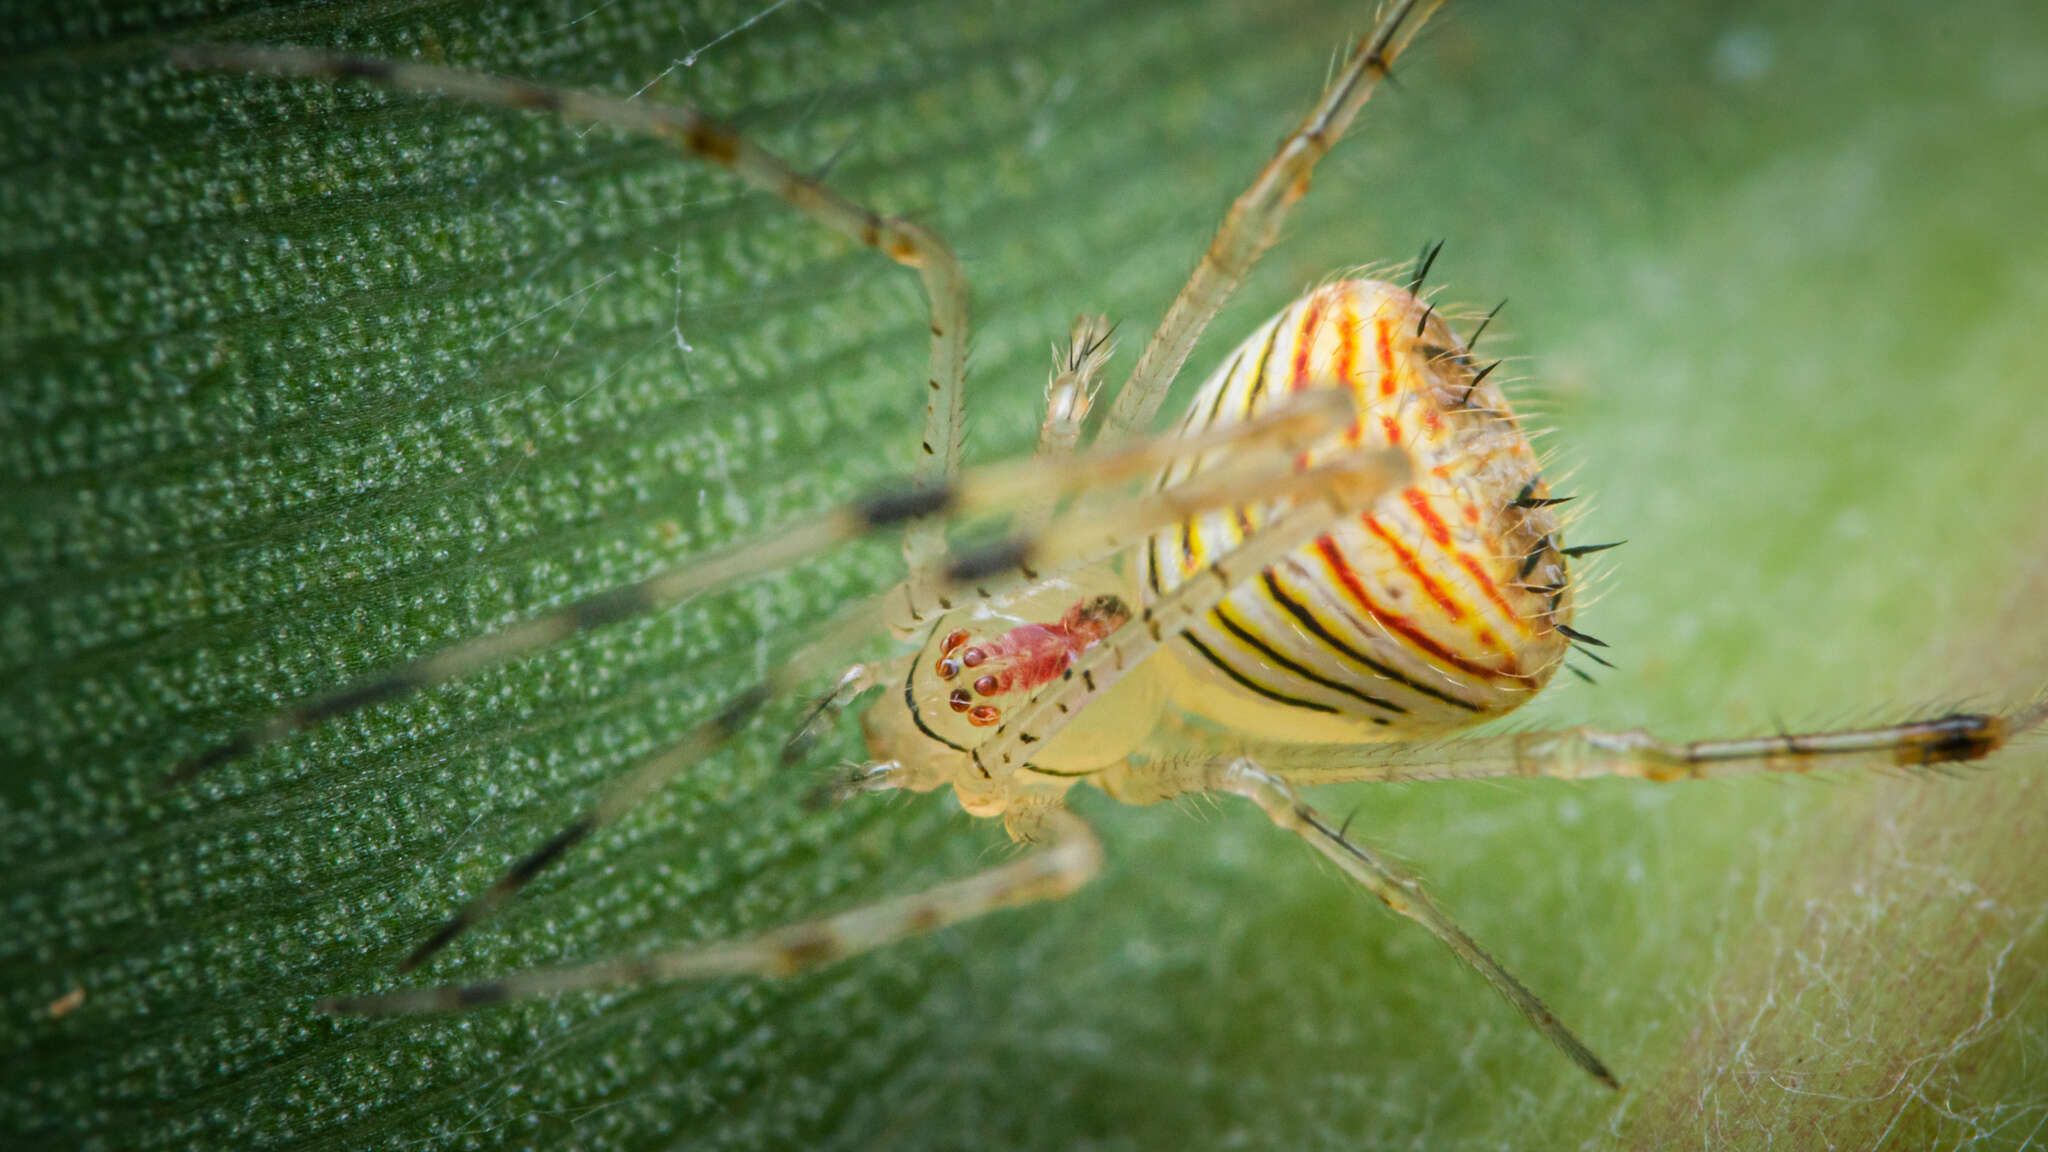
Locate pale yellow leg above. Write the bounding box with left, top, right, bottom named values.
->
left=1247, top=696, right=2048, bottom=786
left=1040, top=315, right=1117, bottom=459
left=321, top=808, right=1101, bottom=1015
left=1101, top=0, right=1446, bottom=438
left=1105, top=754, right=1618, bottom=1089
left=171, top=41, right=971, bottom=612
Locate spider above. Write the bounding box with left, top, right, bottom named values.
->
left=163, top=0, right=2044, bottom=1091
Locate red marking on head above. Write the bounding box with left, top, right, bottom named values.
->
left=1062, top=596, right=1131, bottom=644
left=1462, top=503, right=1481, bottom=525
left=1422, top=408, right=1442, bottom=433
left=968, top=705, right=1001, bottom=727
left=949, top=596, right=1133, bottom=705
left=1380, top=415, right=1404, bottom=446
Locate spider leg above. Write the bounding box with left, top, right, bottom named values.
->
left=780, top=661, right=884, bottom=769
left=165, top=391, right=1354, bottom=788
left=388, top=399, right=1373, bottom=969
left=1099, top=0, right=1446, bottom=440
left=1005, top=314, right=1120, bottom=545
left=321, top=806, right=1100, bottom=1015
left=1040, top=315, right=1118, bottom=460
left=1248, top=694, right=2048, bottom=785
left=1190, top=757, right=1619, bottom=1089
left=168, top=40, right=969, bottom=632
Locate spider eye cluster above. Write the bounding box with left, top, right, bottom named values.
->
left=899, top=589, right=1139, bottom=748
left=932, top=629, right=1005, bottom=727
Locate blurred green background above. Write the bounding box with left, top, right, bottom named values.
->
left=6, top=0, right=2047, bottom=1148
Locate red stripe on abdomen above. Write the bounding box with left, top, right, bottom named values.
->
left=1454, top=551, right=1527, bottom=632
left=1374, top=314, right=1396, bottom=397
left=1312, top=536, right=1526, bottom=684
left=1292, top=291, right=1329, bottom=393
left=1364, top=512, right=1463, bottom=622
left=1404, top=489, right=1452, bottom=547
left=1333, top=294, right=1358, bottom=385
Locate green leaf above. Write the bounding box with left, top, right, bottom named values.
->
left=8, top=0, right=2047, bottom=1148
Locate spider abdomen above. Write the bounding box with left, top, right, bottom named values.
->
left=1142, top=279, right=1572, bottom=742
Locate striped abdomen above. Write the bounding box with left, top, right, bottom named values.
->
left=1142, top=279, right=1572, bottom=742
